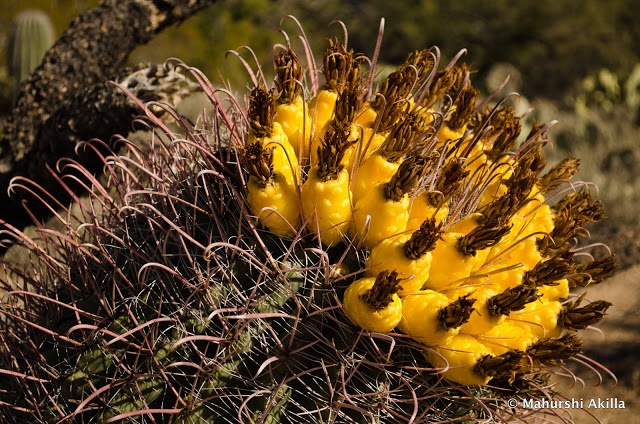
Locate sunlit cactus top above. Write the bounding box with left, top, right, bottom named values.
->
left=240, top=18, right=616, bottom=386
left=0, top=16, right=619, bottom=423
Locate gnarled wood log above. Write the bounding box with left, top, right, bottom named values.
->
left=0, top=0, right=215, bottom=241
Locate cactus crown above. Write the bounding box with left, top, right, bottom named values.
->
left=0, top=17, right=618, bottom=423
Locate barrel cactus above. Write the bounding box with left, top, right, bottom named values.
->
left=0, top=18, right=617, bottom=423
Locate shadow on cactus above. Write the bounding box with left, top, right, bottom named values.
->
left=0, top=18, right=618, bottom=423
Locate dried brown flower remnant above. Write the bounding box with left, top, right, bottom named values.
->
left=487, top=284, right=541, bottom=316
left=249, top=85, right=276, bottom=138
left=360, top=270, right=402, bottom=310
left=438, top=294, right=476, bottom=331
left=527, top=334, right=584, bottom=367
left=275, top=47, right=303, bottom=104
left=559, top=295, right=612, bottom=330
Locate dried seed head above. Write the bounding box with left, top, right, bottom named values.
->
left=334, top=86, right=364, bottom=129
left=360, top=270, right=402, bottom=310
left=404, top=218, right=444, bottom=260
left=475, top=350, right=525, bottom=379
left=505, top=168, right=538, bottom=211
left=248, top=85, right=276, bottom=138
left=567, top=255, right=617, bottom=287
left=384, top=156, right=428, bottom=201
left=538, top=157, right=581, bottom=194
left=380, top=110, right=429, bottom=162
left=540, top=189, right=606, bottom=254
left=478, top=192, right=519, bottom=225
left=487, top=284, right=541, bottom=316
left=517, top=144, right=547, bottom=177
left=421, top=64, right=469, bottom=109
left=437, top=294, right=476, bottom=331
left=243, top=142, right=274, bottom=188
left=274, top=47, right=303, bottom=104
left=482, top=107, right=521, bottom=159
left=559, top=295, right=612, bottom=330
left=426, top=158, right=469, bottom=206
left=404, top=48, right=435, bottom=84
left=523, top=251, right=576, bottom=287
left=554, top=189, right=606, bottom=223
left=372, top=73, right=417, bottom=135
left=457, top=223, right=512, bottom=256
left=376, top=99, right=412, bottom=134
left=371, top=64, right=416, bottom=111
left=323, top=38, right=358, bottom=92
left=315, top=125, right=353, bottom=181
left=447, top=86, right=479, bottom=131
left=527, top=334, right=583, bottom=367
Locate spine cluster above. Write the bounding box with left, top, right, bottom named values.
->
left=242, top=38, right=616, bottom=386
left=0, top=19, right=620, bottom=422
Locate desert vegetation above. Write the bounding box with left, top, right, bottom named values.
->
left=0, top=1, right=637, bottom=422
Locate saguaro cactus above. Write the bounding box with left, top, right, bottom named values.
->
left=6, top=9, right=55, bottom=101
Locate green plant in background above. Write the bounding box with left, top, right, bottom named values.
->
left=0, top=18, right=618, bottom=423
left=624, top=63, right=640, bottom=111
left=6, top=9, right=55, bottom=102
left=538, top=65, right=640, bottom=268
left=574, top=69, right=622, bottom=115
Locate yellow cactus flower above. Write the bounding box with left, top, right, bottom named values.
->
left=537, top=278, right=570, bottom=302
left=244, top=143, right=300, bottom=237
left=309, top=90, right=338, bottom=164
left=476, top=321, right=538, bottom=356
left=275, top=96, right=311, bottom=163
left=425, top=334, right=523, bottom=386
left=342, top=271, right=403, bottom=333
left=406, top=194, right=449, bottom=233
left=248, top=86, right=299, bottom=185
left=449, top=282, right=540, bottom=336
left=274, top=47, right=312, bottom=163
left=399, top=290, right=475, bottom=345
left=301, top=126, right=353, bottom=246
left=365, top=218, right=442, bottom=295
left=352, top=156, right=427, bottom=248
left=509, top=299, right=563, bottom=339
left=232, top=25, right=617, bottom=393
left=351, top=151, right=401, bottom=203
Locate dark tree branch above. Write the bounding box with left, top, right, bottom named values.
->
left=0, top=0, right=216, bottom=239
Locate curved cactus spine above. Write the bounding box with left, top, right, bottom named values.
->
left=0, top=18, right=618, bottom=423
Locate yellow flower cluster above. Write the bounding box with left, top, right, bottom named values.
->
left=241, top=40, right=616, bottom=386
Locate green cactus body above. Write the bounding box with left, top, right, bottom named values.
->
left=7, top=9, right=55, bottom=100
left=0, top=18, right=616, bottom=423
